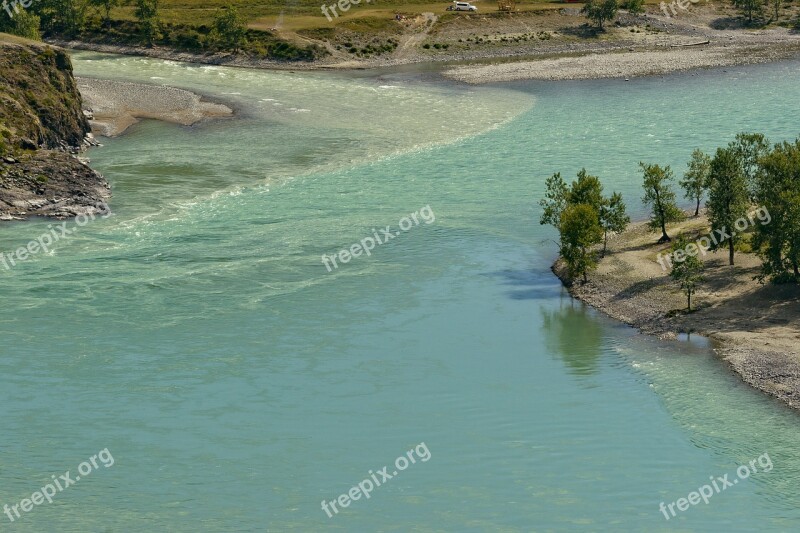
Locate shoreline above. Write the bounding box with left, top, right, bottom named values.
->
left=552, top=214, right=800, bottom=411
left=48, top=7, right=800, bottom=84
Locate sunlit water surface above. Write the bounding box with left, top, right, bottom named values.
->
left=1, top=53, right=800, bottom=531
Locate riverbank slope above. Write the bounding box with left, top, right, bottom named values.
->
left=0, top=34, right=109, bottom=220
left=553, top=214, right=800, bottom=410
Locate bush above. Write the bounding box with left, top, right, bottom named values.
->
left=622, top=0, right=644, bottom=13
left=175, top=30, right=205, bottom=51
left=210, top=5, right=247, bottom=52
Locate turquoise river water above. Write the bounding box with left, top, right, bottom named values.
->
left=1, top=53, right=800, bottom=531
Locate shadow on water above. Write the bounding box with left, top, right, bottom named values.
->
left=485, top=268, right=603, bottom=375
left=484, top=267, right=563, bottom=301
left=541, top=296, right=604, bottom=377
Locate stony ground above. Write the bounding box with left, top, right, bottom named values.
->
left=1, top=151, right=110, bottom=220
left=78, top=78, right=234, bottom=137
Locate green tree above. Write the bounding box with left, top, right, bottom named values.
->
left=599, top=191, right=629, bottom=256
left=568, top=168, right=604, bottom=210
left=752, top=139, right=800, bottom=282
left=730, top=132, right=770, bottom=200
left=566, top=169, right=628, bottom=256
left=679, top=149, right=711, bottom=217
left=0, top=10, right=41, bottom=39
left=582, top=0, right=618, bottom=29
left=90, top=0, right=118, bottom=26
left=134, top=0, right=159, bottom=47
left=732, top=0, right=763, bottom=23
left=35, top=0, right=87, bottom=35
left=669, top=236, right=704, bottom=311
left=539, top=172, right=568, bottom=229
left=772, top=0, right=782, bottom=20
left=559, top=203, right=603, bottom=283
left=623, top=0, right=644, bottom=14
left=211, top=5, right=247, bottom=52
left=641, top=162, right=684, bottom=243
left=707, top=147, right=749, bottom=266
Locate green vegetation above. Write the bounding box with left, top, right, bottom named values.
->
left=2, top=0, right=325, bottom=61
left=669, top=235, right=704, bottom=311
left=581, top=0, right=618, bottom=30
left=91, top=0, right=120, bottom=26
left=680, top=149, right=711, bottom=217
left=771, top=0, right=782, bottom=20
left=640, top=162, right=684, bottom=243
left=622, top=0, right=644, bottom=14
left=600, top=191, right=630, bottom=256
left=211, top=5, right=247, bottom=52
left=546, top=131, right=800, bottom=287
left=134, top=0, right=159, bottom=47
left=667, top=132, right=800, bottom=284
left=300, top=17, right=400, bottom=58
left=539, top=172, right=569, bottom=229
left=730, top=132, right=770, bottom=200
left=752, top=139, right=800, bottom=283
left=707, top=146, right=749, bottom=266
left=539, top=168, right=629, bottom=283
left=0, top=8, right=42, bottom=39
left=560, top=203, right=603, bottom=283
left=732, top=0, right=764, bottom=23
left=0, top=40, right=89, bottom=157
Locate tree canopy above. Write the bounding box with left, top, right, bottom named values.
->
left=640, top=162, right=684, bottom=243
left=582, top=0, right=618, bottom=29
left=680, top=149, right=711, bottom=217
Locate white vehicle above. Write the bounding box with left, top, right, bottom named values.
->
left=447, top=1, right=478, bottom=11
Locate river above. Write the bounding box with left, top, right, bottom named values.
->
left=1, top=53, right=799, bottom=531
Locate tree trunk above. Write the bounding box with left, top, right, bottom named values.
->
left=603, top=230, right=608, bottom=257
left=695, top=198, right=700, bottom=217
left=656, top=192, right=670, bottom=242
left=660, top=221, right=670, bottom=243
left=729, top=238, right=735, bottom=266
left=583, top=269, right=588, bottom=284
left=687, top=291, right=691, bottom=311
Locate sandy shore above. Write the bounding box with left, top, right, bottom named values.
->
left=553, top=214, right=800, bottom=410
left=443, top=41, right=800, bottom=83
left=77, top=78, right=234, bottom=137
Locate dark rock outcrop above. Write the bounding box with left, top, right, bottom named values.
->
left=0, top=34, right=110, bottom=220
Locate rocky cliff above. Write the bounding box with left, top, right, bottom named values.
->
left=0, top=33, right=110, bottom=219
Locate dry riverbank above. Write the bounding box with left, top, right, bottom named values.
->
left=77, top=78, right=234, bottom=137
left=443, top=39, right=800, bottom=83
left=553, top=214, right=800, bottom=410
